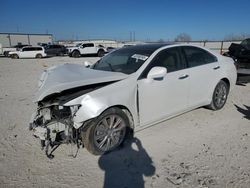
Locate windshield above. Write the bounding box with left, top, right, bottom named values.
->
left=76, top=43, right=82, bottom=47
left=93, top=47, right=155, bottom=74
left=241, top=39, right=250, bottom=50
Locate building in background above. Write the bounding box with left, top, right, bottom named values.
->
left=0, top=33, right=53, bottom=47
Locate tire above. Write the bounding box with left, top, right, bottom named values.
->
left=208, top=80, right=229, bottom=110
left=72, top=50, right=80, bottom=58
left=81, top=107, right=129, bottom=155
left=4, top=51, right=9, bottom=57
left=36, top=54, right=42, bottom=58
left=97, top=50, right=105, bottom=57
left=11, top=54, right=19, bottom=59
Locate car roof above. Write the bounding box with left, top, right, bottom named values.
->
left=123, top=43, right=175, bottom=51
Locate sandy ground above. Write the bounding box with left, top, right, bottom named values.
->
left=0, top=56, right=249, bottom=188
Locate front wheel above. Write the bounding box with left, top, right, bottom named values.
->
left=72, top=50, right=80, bottom=58
left=11, top=54, right=19, bottom=59
left=82, top=107, right=129, bottom=155
left=208, top=80, right=229, bottom=110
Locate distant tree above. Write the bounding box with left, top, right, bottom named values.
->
left=224, top=33, right=250, bottom=41
left=174, top=33, right=192, bottom=42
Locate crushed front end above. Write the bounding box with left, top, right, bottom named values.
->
left=29, top=101, right=81, bottom=158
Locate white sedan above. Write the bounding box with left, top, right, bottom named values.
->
left=30, top=44, right=237, bottom=157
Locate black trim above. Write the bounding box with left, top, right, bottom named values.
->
left=181, top=46, right=218, bottom=68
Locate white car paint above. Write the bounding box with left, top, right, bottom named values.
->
left=34, top=44, right=236, bottom=129
left=64, top=45, right=235, bottom=130
left=35, top=63, right=128, bottom=102
left=9, top=46, right=46, bottom=58
left=30, top=44, right=237, bottom=156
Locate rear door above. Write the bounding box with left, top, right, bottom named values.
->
left=182, top=46, right=220, bottom=108
left=137, top=47, right=189, bottom=126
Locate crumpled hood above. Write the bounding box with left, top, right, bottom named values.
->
left=34, top=63, right=128, bottom=102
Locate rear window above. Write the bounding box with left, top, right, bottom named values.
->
left=183, top=46, right=217, bottom=68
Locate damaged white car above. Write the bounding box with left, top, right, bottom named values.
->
left=30, top=44, right=237, bottom=158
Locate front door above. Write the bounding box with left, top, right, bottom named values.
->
left=137, top=47, right=189, bottom=126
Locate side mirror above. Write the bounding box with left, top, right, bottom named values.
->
left=147, top=66, right=167, bottom=80
left=84, top=61, right=91, bottom=68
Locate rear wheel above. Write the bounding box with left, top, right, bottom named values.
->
left=82, top=107, right=129, bottom=155
left=208, top=80, right=229, bottom=110
left=97, top=50, right=105, bottom=57
left=36, top=54, right=42, bottom=58
left=72, top=50, right=80, bottom=58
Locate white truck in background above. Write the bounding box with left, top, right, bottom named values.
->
left=0, top=44, right=31, bottom=56
left=67, top=43, right=106, bottom=58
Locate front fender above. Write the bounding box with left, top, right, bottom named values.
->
left=71, top=95, right=109, bottom=129
left=64, top=77, right=138, bottom=129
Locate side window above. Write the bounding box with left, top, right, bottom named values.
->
left=150, top=47, right=185, bottom=72
left=183, top=46, right=217, bottom=68
left=82, top=44, right=87, bottom=48
left=87, top=43, right=94, bottom=47
left=140, top=47, right=185, bottom=79
left=26, top=48, right=33, bottom=51
left=22, top=48, right=28, bottom=51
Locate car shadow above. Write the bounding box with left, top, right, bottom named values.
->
left=236, top=83, right=247, bottom=86
left=98, top=137, right=155, bottom=188
left=234, top=104, right=250, bottom=120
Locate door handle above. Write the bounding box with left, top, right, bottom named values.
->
left=179, top=74, right=189, bottom=79
left=213, top=66, right=220, bottom=70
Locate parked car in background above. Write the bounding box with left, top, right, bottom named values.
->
left=30, top=44, right=236, bottom=157
left=9, top=46, right=46, bottom=59
left=38, top=43, right=49, bottom=47
left=67, top=42, right=106, bottom=57
left=106, top=47, right=117, bottom=53
left=44, top=44, right=67, bottom=56
left=223, top=38, right=250, bottom=83
left=3, top=44, right=31, bottom=56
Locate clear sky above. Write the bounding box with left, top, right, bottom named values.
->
left=1, top=0, right=250, bottom=41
